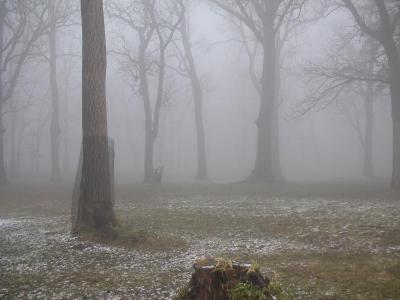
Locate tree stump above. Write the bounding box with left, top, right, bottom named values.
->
left=178, top=258, right=270, bottom=300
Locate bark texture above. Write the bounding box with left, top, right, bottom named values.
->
left=76, top=0, right=116, bottom=231
left=182, top=259, right=269, bottom=300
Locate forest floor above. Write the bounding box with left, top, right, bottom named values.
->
left=0, top=181, right=400, bottom=299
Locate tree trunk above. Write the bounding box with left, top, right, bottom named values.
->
left=271, top=57, right=284, bottom=182
left=9, top=108, right=17, bottom=178
left=76, top=0, right=116, bottom=231
left=193, top=81, right=208, bottom=181
left=382, top=39, right=400, bottom=188
left=73, top=139, right=115, bottom=227
left=363, top=83, right=374, bottom=178
left=139, top=41, right=154, bottom=184
left=180, top=16, right=208, bottom=181
left=49, top=0, right=61, bottom=182
left=247, top=14, right=276, bottom=182
left=34, top=103, right=46, bottom=174
left=62, top=70, right=70, bottom=176
left=393, top=119, right=400, bottom=188
left=144, top=115, right=154, bottom=183
left=0, top=104, right=6, bottom=184
left=0, top=2, right=6, bottom=184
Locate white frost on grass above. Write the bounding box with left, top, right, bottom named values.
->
left=1, top=195, right=400, bottom=299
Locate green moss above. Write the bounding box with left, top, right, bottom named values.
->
left=228, top=283, right=269, bottom=300
left=267, top=281, right=295, bottom=300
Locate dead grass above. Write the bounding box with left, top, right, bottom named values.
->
left=76, top=219, right=188, bottom=251
left=0, top=181, right=399, bottom=299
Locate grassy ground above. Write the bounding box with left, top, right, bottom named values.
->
left=0, top=181, right=399, bottom=299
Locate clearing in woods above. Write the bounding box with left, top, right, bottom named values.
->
left=0, top=182, right=399, bottom=299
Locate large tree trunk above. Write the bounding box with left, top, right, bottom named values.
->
left=180, top=16, right=208, bottom=181
left=363, top=82, right=374, bottom=178
left=75, top=0, right=116, bottom=231
left=49, top=0, right=61, bottom=182
left=271, top=57, right=284, bottom=182
left=247, top=14, right=276, bottom=182
left=72, top=138, right=115, bottom=227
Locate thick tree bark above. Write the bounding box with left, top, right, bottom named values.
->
left=49, top=0, right=61, bottom=182
left=76, top=0, right=116, bottom=231
left=180, top=16, right=208, bottom=181
left=72, top=139, right=115, bottom=227
left=247, top=13, right=276, bottom=182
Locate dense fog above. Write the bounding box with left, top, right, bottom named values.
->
left=1, top=0, right=396, bottom=185
left=1, top=1, right=400, bottom=299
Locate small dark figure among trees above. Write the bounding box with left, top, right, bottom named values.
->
left=151, top=166, right=164, bottom=185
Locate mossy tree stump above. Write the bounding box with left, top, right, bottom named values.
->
left=177, top=258, right=270, bottom=300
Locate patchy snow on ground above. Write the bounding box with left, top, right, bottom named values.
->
left=1, top=195, right=399, bottom=299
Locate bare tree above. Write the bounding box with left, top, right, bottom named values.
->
left=331, top=0, right=399, bottom=187
left=44, top=0, right=77, bottom=181
left=75, top=0, right=116, bottom=233
left=0, top=0, right=49, bottom=183
left=300, top=34, right=385, bottom=178
left=172, top=0, right=208, bottom=181
left=209, top=0, right=306, bottom=182
left=48, top=0, right=61, bottom=182
left=107, top=0, right=184, bottom=183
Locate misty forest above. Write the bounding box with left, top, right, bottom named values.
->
left=0, top=0, right=400, bottom=299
